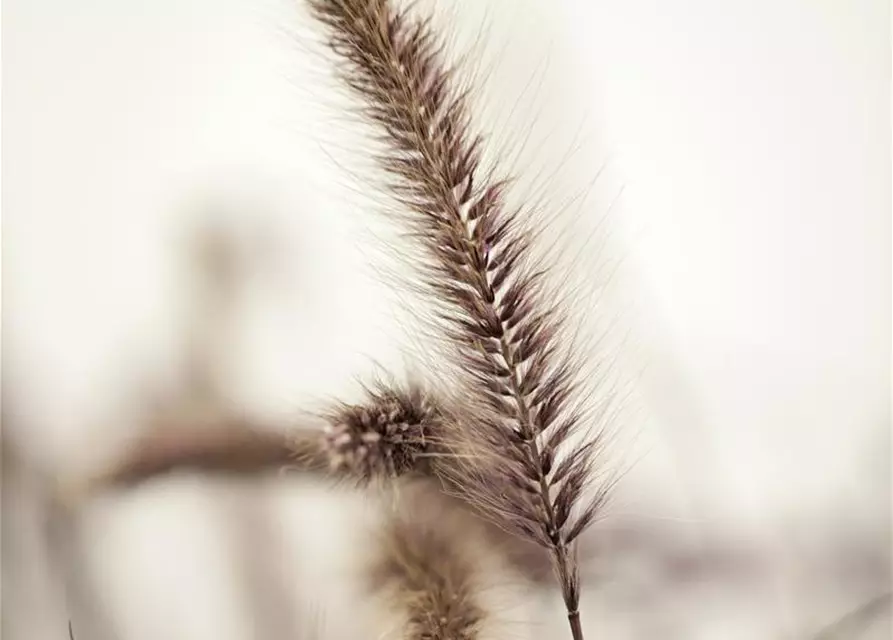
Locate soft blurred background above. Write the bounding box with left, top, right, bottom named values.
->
left=3, top=0, right=890, bottom=638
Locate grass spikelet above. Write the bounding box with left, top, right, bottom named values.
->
left=321, top=380, right=443, bottom=482
left=306, top=0, right=615, bottom=637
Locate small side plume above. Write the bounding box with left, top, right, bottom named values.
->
left=320, top=380, right=444, bottom=483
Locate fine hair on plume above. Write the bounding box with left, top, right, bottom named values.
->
left=306, top=0, right=621, bottom=638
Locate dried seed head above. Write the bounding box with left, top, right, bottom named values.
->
left=308, top=1, right=617, bottom=637
left=373, top=515, right=483, bottom=640
left=322, top=382, right=441, bottom=482
left=368, top=482, right=488, bottom=640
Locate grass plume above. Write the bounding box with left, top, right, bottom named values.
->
left=370, top=490, right=485, bottom=640
left=73, top=382, right=441, bottom=491
left=321, top=380, right=443, bottom=482
left=307, top=0, right=614, bottom=637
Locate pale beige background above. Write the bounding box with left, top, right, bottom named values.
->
left=3, top=0, right=890, bottom=638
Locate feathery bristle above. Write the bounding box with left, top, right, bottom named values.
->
left=322, top=382, right=442, bottom=482
left=308, top=1, right=612, bottom=637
